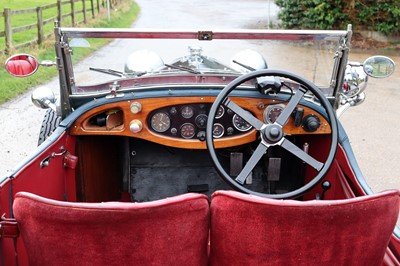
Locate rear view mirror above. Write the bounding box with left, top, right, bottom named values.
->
left=363, top=56, right=395, bottom=78
left=5, top=54, right=39, bottom=77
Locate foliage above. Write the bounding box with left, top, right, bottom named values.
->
left=275, top=0, right=348, bottom=30
left=275, top=0, right=400, bottom=35
left=355, top=0, right=400, bottom=35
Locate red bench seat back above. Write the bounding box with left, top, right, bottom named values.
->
left=210, top=190, right=399, bottom=266
left=14, top=192, right=210, bottom=266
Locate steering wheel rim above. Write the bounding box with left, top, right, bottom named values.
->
left=206, top=69, right=338, bottom=199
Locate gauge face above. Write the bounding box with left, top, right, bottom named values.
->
left=215, top=105, right=225, bottom=119
left=195, top=114, right=208, bottom=128
left=181, top=106, right=194, bottom=119
left=180, top=123, right=196, bottom=139
left=232, top=114, right=252, bottom=132
left=263, top=104, right=286, bottom=124
left=213, top=123, right=224, bottom=138
left=151, top=112, right=171, bottom=132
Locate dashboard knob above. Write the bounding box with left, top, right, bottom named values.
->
left=130, top=119, right=143, bottom=133
left=130, top=102, right=142, bottom=114
left=302, top=114, right=321, bottom=132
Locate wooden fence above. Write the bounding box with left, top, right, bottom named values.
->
left=0, top=0, right=120, bottom=54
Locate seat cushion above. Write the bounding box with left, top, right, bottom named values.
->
left=14, top=192, right=210, bottom=266
left=210, top=190, right=399, bottom=266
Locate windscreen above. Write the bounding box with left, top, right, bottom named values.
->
left=67, top=31, right=343, bottom=95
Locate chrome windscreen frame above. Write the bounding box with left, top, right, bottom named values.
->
left=54, top=26, right=352, bottom=118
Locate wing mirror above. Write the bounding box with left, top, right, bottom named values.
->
left=5, top=54, right=39, bottom=77
left=363, top=56, right=395, bottom=78
left=5, top=54, right=56, bottom=77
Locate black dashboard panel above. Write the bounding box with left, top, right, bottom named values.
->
left=147, top=103, right=253, bottom=140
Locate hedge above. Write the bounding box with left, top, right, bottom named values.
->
left=275, top=0, right=400, bottom=36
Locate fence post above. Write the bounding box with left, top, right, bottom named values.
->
left=4, top=8, right=12, bottom=54
left=82, top=0, right=87, bottom=24
left=37, top=7, right=44, bottom=45
left=57, top=0, right=62, bottom=26
left=71, top=0, right=75, bottom=26
left=91, top=0, right=95, bottom=18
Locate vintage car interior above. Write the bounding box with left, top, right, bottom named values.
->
left=1, top=27, right=399, bottom=265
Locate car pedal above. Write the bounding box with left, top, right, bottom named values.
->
left=230, top=152, right=243, bottom=176
left=267, top=158, right=281, bottom=181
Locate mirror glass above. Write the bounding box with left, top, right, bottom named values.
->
left=5, top=54, right=39, bottom=77
left=363, top=56, right=395, bottom=78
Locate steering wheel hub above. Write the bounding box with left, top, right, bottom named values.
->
left=263, top=124, right=283, bottom=143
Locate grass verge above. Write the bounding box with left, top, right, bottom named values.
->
left=0, top=0, right=139, bottom=104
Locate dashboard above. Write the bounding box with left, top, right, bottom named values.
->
left=70, top=96, right=331, bottom=149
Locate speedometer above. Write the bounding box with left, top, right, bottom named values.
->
left=150, top=112, right=171, bottom=132
left=232, top=114, right=252, bottom=132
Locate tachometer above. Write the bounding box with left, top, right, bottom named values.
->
left=150, top=112, right=171, bottom=132
left=263, top=104, right=287, bottom=124
left=232, top=114, right=252, bottom=132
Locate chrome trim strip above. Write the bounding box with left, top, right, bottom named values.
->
left=59, top=27, right=348, bottom=40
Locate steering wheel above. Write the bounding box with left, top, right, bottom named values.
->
left=206, top=70, right=338, bottom=199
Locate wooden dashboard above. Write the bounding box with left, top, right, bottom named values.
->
left=69, top=96, right=331, bottom=149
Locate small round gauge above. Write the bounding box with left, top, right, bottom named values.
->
left=181, top=106, right=194, bottom=119
left=195, top=114, right=208, bottom=128
left=232, top=114, right=252, bottom=132
left=215, top=105, right=225, bottom=119
left=263, top=104, right=287, bottom=124
left=150, top=112, right=171, bottom=132
left=213, top=123, right=225, bottom=138
left=180, top=123, right=196, bottom=139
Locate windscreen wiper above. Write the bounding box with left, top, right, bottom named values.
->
left=164, top=64, right=201, bottom=74
left=232, top=60, right=256, bottom=71
left=89, top=67, right=124, bottom=77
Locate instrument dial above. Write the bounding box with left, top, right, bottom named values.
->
left=263, top=104, right=287, bottom=124
left=195, top=114, right=208, bottom=128
left=180, top=123, right=196, bottom=139
left=181, top=105, right=194, bottom=119
left=150, top=112, right=171, bottom=132
left=213, top=123, right=224, bottom=138
left=232, top=114, right=252, bottom=132
left=215, top=105, right=225, bottom=119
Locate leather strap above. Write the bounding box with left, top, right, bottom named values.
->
left=0, top=214, right=19, bottom=238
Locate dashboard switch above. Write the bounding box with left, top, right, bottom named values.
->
left=130, top=119, right=143, bottom=133
left=130, top=102, right=142, bottom=114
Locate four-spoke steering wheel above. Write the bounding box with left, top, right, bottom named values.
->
left=206, top=70, right=338, bottom=199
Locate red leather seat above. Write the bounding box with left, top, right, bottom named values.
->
left=210, top=190, right=399, bottom=266
left=13, top=192, right=210, bottom=266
